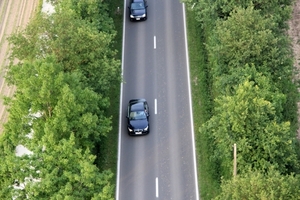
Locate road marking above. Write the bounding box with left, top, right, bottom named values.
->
left=156, top=177, right=159, bottom=198
left=116, top=1, right=127, bottom=199
left=154, top=99, right=157, bottom=114
left=154, top=36, right=156, bottom=49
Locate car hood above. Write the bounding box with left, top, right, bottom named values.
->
left=131, top=9, right=146, bottom=16
left=129, top=119, right=148, bottom=129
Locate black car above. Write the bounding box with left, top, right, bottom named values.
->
left=128, top=0, right=148, bottom=21
left=126, top=99, right=150, bottom=135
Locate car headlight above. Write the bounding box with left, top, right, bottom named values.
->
left=141, top=14, right=146, bottom=17
left=144, top=126, right=148, bottom=131
left=130, top=15, right=134, bottom=18
left=128, top=127, right=133, bottom=132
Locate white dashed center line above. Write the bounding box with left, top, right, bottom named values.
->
left=154, top=99, right=157, bottom=114
left=156, top=177, right=159, bottom=198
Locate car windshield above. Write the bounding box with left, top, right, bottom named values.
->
left=131, top=2, right=145, bottom=9
left=130, top=111, right=146, bottom=120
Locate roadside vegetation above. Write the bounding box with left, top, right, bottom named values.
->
left=183, top=0, right=300, bottom=199
left=0, top=0, right=122, bottom=198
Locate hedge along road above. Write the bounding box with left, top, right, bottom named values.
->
left=0, top=0, right=39, bottom=133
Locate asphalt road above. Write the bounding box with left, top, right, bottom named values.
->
left=117, top=0, right=199, bottom=199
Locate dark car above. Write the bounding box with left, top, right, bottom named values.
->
left=128, top=0, right=148, bottom=21
left=126, top=99, right=150, bottom=135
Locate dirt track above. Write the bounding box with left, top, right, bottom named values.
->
left=288, top=0, right=300, bottom=139
left=0, top=0, right=38, bottom=133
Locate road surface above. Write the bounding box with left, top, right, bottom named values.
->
left=117, top=0, right=199, bottom=199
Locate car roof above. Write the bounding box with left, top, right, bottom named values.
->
left=132, top=0, right=144, bottom=3
left=129, top=99, right=146, bottom=111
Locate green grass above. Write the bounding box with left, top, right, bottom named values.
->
left=185, top=9, right=220, bottom=199
left=97, top=0, right=124, bottom=193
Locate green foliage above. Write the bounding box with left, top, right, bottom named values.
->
left=208, top=6, right=292, bottom=84
left=1, top=0, right=120, bottom=198
left=4, top=57, right=111, bottom=150
left=0, top=134, right=114, bottom=199
left=185, top=0, right=299, bottom=198
left=8, top=0, right=121, bottom=95
left=34, top=134, right=114, bottom=200
left=215, top=169, right=300, bottom=200
left=63, top=0, right=115, bottom=34
left=0, top=140, right=29, bottom=199
left=202, top=75, right=299, bottom=179
left=182, top=0, right=293, bottom=29
left=214, top=65, right=288, bottom=119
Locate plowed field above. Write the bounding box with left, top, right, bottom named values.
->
left=0, top=0, right=38, bottom=133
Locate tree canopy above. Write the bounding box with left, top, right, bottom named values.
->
left=215, top=169, right=300, bottom=200
left=183, top=0, right=293, bottom=29
left=207, top=6, right=293, bottom=95
left=181, top=0, right=299, bottom=198
left=0, top=0, right=120, bottom=198
left=202, top=72, right=298, bottom=179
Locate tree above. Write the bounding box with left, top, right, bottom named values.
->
left=4, top=57, right=111, bottom=150
left=182, top=0, right=292, bottom=29
left=215, top=169, right=300, bottom=200
left=62, top=0, right=115, bottom=34
left=201, top=73, right=299, bottom=179
left=208, top=6, right=289, bottom=79
left=0, top=56, right=115, bottom=198
left=8, top=0, right=121, bottom=95
left=207, top=6, right=295, bottom=115
left=0, top=134, right=114, bottom=199
left=1, top=0, right=121, bottom=197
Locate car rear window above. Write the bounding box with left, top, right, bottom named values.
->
left=131, top=2, right=145, bottom=9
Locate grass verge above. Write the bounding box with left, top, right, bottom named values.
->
left=185, top=8, right=220, bottom=199
left=97, top=0, right=124, bottom=194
